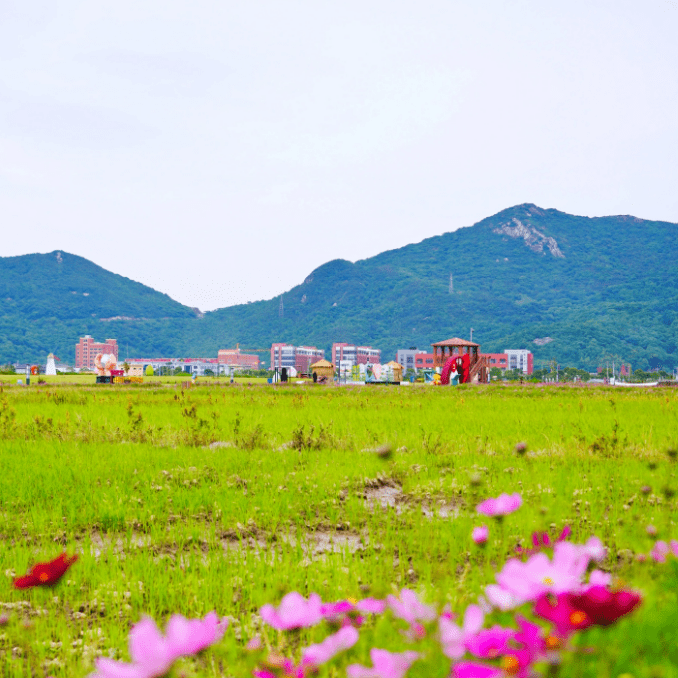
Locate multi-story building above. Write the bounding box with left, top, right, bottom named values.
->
left=270, top=344, right=324, bottom=372
left=218, top=347, right=260, bottom=371
left=332, top=343, right=380, bottom=367
left=75, top=336, right=118, bottom=371
left=482, top=350, right=533, bottom=375
left=484, top=353, right=510, bottom=371
left=395, top=349, right=427, bottom=373
left=414, top=353, right=436, bottom=370
left=505, top=349, right=533, bottom=375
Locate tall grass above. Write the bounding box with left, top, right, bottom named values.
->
left=0, top=383, right=676, bottom=676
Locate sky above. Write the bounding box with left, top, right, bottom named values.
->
left=1, top=0, right=677, bottom=311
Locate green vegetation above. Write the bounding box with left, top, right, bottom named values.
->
left=0, top=382, right=677, bottom=676
left=1, top=204, right=676, bottom=369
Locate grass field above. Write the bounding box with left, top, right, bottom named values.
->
left=0, top=382, right=676, bottom=677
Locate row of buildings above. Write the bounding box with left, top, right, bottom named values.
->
left=75, top=336, right=260, bottom=376
left=395, top=348, right=534, bottom=375
left=74, top=336, right=534, bottom=376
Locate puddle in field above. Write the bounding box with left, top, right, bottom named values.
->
left=365, top=485, right=403, bottom=509
left=362, top=476, right=461, bottom=519
left=280, top=530, right=366, bottom=555
left=86, top=531, right=152, bottom=558
left=420, top=502, right=460, bottom=519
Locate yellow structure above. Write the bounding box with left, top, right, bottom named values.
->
left=310, top=359, right=335, bottom=381
left=385, top=360, right=403, bottom=382
left=127, top=363, right=144, bottom=377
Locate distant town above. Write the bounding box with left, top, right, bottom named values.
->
left=5, top=334, right=673, bottom=384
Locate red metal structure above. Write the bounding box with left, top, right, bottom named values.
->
left=431, top=337, right=488, bottom=384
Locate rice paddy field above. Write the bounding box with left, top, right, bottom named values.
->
left=0, top=381, right=677, bottom=677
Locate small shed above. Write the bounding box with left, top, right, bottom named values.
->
left=310, top=359, right=335, bottom=382
left=384, top=360, right=403, bottom=382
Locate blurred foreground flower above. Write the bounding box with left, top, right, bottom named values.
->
left=439, top=604, right=484, bottom=659
left=261, top=592, right=323, bottom=630
left=302, top=626, right=359, bottom=668
left=346, top=648, right=420, bottom=678
left=386, top=589, right=437, bottom=626
left=91, top=612, right=226, bottom=678
left=477, top=494, right=522, bottom=518
left=13, top=553, right=77, bottom=589
left=568, top=586, right=642, bottom=626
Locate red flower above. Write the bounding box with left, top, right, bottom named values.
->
left=13, top=553, right=78, bottom=589
left=568, top=586, right=641, bottom=626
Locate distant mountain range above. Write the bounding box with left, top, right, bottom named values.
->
left=1, top=203, right=676, bottom=370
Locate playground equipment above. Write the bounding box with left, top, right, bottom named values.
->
left=431, top=337, right=488, bottom=385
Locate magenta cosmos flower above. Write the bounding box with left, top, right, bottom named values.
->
left=516, top=525, right=571, bottom=557
left=260, top=592, right=323, bottom=630
left=91, top=612, right=226, bottom=678
left=476, top=494, right=522, bottom=518
left=346, top=649, right=420, bottom=678
left=472, top=525, right=489, bottom=544
left=452, top=617, right=542, bottom=678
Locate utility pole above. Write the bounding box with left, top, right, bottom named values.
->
left=449, top=273, right=454, bottom=294
left=278, top=296, right=284, bottom=318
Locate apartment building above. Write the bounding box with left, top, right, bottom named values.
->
left=270, top=344, right=324, bottom=372
left=332, top=343, right=381, bottom=367
left=217, top=347, right=260, bottom=370
left=75, top=336, right=118, bottom=370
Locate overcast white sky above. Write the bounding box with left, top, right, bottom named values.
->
left=1, top=1, right=677, bottom=311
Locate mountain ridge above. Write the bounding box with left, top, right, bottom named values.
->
left=1, top=203, right=676, bottom=370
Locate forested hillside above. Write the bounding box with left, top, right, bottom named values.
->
left=1, top=204, right=676, bottom=370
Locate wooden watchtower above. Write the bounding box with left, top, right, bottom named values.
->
left=431, top=337, right=488, bottom=384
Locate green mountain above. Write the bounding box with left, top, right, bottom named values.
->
left=1, top=204, right=676, bottom=370
left=0, top=251, right=197, bottom=363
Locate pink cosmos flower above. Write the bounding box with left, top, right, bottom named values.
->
left=476, top=494, right=522, bottom=518
left=320, top=598, right=386, bottom=628
left=473, top=525, right=489, bottom=545
left=357, top=598, right=388, bottom=615
left=581, top=536, right=606, bottom=562
left=586, top=569, right=612, bottom=589
left=91, top=612, right=226, bottom=678
left=438, top=604, right=484, bottom=659
left=490, top=540, right=594, bottom=608
left=386, top=589, right=437, bottom=626
left=651, top=541, right=670, bottom=563
left=301, top=626, right=359, bottom=667
left=346, top=649, right=420, bottom=678
left=260, top=592, right=323, bottom=630
left=483, top=585, right=523, bottom=612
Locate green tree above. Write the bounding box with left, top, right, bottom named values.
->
left=145, top=365, right=154, bottom=377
